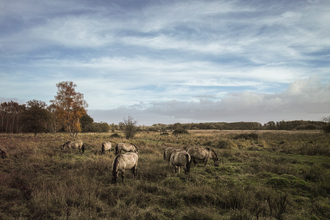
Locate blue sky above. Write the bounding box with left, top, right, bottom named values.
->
left=1, top=0, right=330, bottom=125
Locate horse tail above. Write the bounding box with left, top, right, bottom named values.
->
left=163, top=149, right=166, bottom=160
left=112, top=154, right=120, bottom=175
left=185, top=153, right=190, bottom=173
left=82, top=143, right=85, bottom=153
left=115, top=144, right=119, bottom=155
left=101, top=143, right=105, bottom=154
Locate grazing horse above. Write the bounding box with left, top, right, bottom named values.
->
left=115, top=143, right=138, bottom=155
left=0, top=148, right=7, bottom=159
left=112, top=152, right=138, bottom=183
left=187, top=147, right=219, bottom=167
left=170, top=151, right=191, bottom=174
left=164, top=147, right=185, bottom=164
left=61, top=141, right=85, bottom=153
left=101, top=142, right=112, bottom=154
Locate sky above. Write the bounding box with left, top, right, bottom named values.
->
left=1, top=0, right=330, bottom=126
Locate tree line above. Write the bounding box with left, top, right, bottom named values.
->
left=0, top=81, right=108, bottom=136
left=147, top=120, right=327, bottom=132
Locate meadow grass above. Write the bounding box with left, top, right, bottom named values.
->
left=0, top=130, right=329, bottom=219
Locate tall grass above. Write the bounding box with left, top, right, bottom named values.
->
left=0, top=131, right=329, bottom=219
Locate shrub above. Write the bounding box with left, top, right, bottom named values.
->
left=110, top=133, right=121, bottom=138
left=322, top=124, right=330, bottom=133
left=233, top=133, right=259, bottom=140
left=266, top=177, right=290, bottom=188
left=172, top=128, right=189, bottom=136
left=295, top=124, right=318, bottom=130
left=217, top=139, right=237, bottom=149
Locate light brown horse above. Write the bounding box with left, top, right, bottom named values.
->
left=115, top=143, right=138, bottom=155
left=170, top=151, right=191, bottom=174
left=61, top=141, right=85, bottom=153
left=112, top=152, right=138, bottom=183
left=101, top=142, right=112, bottom=154
left=163, top=147, right=185, bottom=164
left=187, top=147, right=219, bottom=167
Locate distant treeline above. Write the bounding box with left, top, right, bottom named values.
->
left=0, top=101, right=109, bottom=134
left=147, top=120, right=326, bottom=131
left=0, top=100, right=327, bottom=134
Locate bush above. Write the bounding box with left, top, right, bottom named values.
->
left=295, top=124, right=318, bottom=130
left=172, top=128, right=189, bottom=136
left=322, top=124, right=330, bottom=133
left=233, top=133, right=259, bottom=140
left=217, top=139, right=237, bottom=149
left=110, top=133, right=121, bottom=138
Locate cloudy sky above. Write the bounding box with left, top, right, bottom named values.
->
left=1, top=0, right=330, bottom=125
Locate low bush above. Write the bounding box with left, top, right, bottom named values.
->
left=172, top=128, right=189, bottom=135
left=110, top=133, right=121, bottom=138
left=233, top=133, right=259, bottom=140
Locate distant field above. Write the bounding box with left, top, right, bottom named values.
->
left=0, top=130, right=329, bottom=219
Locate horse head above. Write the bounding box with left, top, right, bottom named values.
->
left=211, top=149, right=220, bottom=166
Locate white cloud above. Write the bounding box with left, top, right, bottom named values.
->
left=88, top=78, right=330, bottom=125
left=1, top=0, right=330, bottom=125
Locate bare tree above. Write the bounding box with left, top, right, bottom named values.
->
left=123, top=116, right=138, bottom=139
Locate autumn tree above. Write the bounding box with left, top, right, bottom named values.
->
left=20, top=100, right=49, bottom=137
left=47, top=103, right=58, bottom=133
left=51, top=81, right=88, bottom=137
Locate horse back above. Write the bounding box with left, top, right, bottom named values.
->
left=187, top=147, right=208, bottom=159
left=171, top=151, right=189, bottom=166
left=165, top=147, right=184, bottom=161
left=115, top=153, right=138, bottom=170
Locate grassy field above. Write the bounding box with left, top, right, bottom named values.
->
left=0, top=130, right=330, bottom=220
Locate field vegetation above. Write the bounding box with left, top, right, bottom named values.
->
left=0, top=130, right=330, bottom=219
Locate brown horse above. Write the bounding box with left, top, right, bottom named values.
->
left=61, top=141, right=85, bottom=153
left=187, top=147, right=219, bottom=167
left=101, top=142, right=112, bottom=154
left=170, top=151, right=191, bottom=174
left=112, top=152, right=139, bottom=183
left=163, top=147, right=185, bottom=163
left=115, top=143, right=138, bottom=155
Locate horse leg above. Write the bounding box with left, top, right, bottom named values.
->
left=132, top=166, right=136, bottom=178
left=178, top=167, right=180, bottom=174
left=204, top=159, right=208, bottom=167
left=121, top=171, right=124, bottom=183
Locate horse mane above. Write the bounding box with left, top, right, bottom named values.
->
left=185, top=153, right=190, bottom=173
left=211, top=149, right=218, bottom=160
left=131, top=143, right=138, bottom=152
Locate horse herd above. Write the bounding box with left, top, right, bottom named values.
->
left=0, top=140, right=220, bottom=184
left=60, top=140, right=220, bottom=183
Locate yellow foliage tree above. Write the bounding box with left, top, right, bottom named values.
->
left=51, top=81, right=88, bottom=137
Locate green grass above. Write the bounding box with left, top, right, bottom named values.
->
left=0, top=131, right=330, bottom=219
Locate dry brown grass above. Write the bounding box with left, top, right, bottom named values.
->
left=0, top=130, right=329, bottom=219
